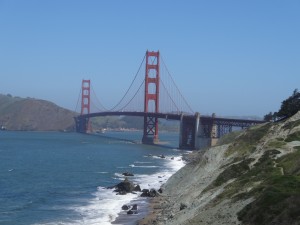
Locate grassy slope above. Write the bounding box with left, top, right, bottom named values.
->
left=137, top=114, right=300, bottom=225
left=207, top=118, right=300, bottom=225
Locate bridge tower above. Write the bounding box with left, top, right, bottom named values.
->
left=79, top=79, right=91, bottom=132
left=81, top=79, right=91, bottom=115
left=142, top=51, right=160, bottom=144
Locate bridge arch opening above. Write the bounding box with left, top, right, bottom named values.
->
left=146, top=100, right=156, bottom=112
left=148, top=83, right=156, bottom=95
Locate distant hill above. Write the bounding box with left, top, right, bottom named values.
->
left=0, top=94, right=77, bottom=131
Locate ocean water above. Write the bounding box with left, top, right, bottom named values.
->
left=0, top=131, right=186, bottom=225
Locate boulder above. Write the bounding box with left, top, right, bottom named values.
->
left=114, top=178, right=135, bottom=194
left=127, top=210, right=134, bottom=215
left=122, top=172, right=134, bottom=176
left=122, top=205, right=129, bottom=210
left=149, top=188, right=158, bottom=197
left=134, top=184, right=141, bottom=192
left=140, top=188, right=158, bottom=197
left=141, top=189, right=150, bottom=197
left=132, top=204, right=138, bottom=210
left=180, top=203, right=187, bottom=210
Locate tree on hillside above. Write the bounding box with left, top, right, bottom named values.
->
left=263, top=112, right=279, bottom=122
left=277, top=89, right=300, bottom=119
left=263, top=112, right=273, bottom=121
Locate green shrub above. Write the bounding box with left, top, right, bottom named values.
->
left=226, top=123, right=271, bottom=156
left=237, top=176, right=300, bottom=225
left=277, top=150, right=300, bottom=175
left=283, top=119, right=300, bottom=130
left=285, top=131, right=300, bottom=142
left=217, top=130, right=242, bottom=145
left=267, top=140, right=285, bottom=148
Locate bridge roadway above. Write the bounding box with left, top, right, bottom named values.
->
left=77, top=111, right=262, bottom=125
left=75, top=111, right=264, bottom=149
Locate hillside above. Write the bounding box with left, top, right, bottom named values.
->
left=140, top=112, right=300, bottom=225
left=0, top=94, right=77, bottom=131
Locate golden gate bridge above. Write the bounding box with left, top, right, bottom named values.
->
left=74, top=51, right=264, bottom=149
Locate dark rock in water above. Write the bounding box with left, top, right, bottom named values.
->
left=180, top=203, right=187, bottom=210
left=149, top=188, right=158, bottom=197
left=159, top=154, right=166, bottom=159
left=158, top=188, right=163, bottom=193
left=122, top=205, right=129, bottom=210
left=127, top=209, right=138, bottom=215
left=122, top=172, right=134, bottom=176
left=171, top=157, right=174, bottom=160
left=116, top=190, right=127, bottom=195
left=106, top=185, right=114, bottom=189
left=127, top=210, right=134, bottom=215
left=141, top=188, right=158, bottom=197
left=114, top=178, right=135, bottom=194
left=141, top=189, right=150, bottom=197
left=132, top=204, right=138, bottom=210
left=134, top=184, right=141, bottom=192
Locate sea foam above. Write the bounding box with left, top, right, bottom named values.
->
left=36, top=155, right=185, bottom=225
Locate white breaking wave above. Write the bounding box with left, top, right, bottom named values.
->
left=134, top=161, right=152, bottom=164
left=34, top=188, right=137, bottom=225
left=36, top=155, right=185, bottom=225
left=129, top=164, right=158, bottom=168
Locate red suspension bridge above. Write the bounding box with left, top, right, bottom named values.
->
left=74, top=51, right=264, bottom=149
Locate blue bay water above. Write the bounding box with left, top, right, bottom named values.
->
left=0, top=131, right=185, bottom=225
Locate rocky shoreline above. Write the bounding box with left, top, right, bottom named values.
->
left=109, top=154, right=186, bottom=225
left=137, top=144, right=243, bottom=225
left=109, top=144, right=242, bottom=225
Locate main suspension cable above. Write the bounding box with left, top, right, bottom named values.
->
left=117, top=80, right=145, bottom=112
left=109, top=54, right=146, bottom=111
left=159, top=78, right=180, bottom=113
left=74, top=87, right=82, bottom=113
left=160, top=55, right=194, bottom=114
left=91, top=83, right=108, bottom=111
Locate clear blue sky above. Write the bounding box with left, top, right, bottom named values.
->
left=0, top=0, right=299, bottom=117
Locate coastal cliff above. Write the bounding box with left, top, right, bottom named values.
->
left=0, top=94, right=76, bottom=131
left=140, top=112, right=300, bottom=225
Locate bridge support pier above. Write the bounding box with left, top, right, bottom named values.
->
left=196, top=113, right=220, bottom=149
left=142, top=115, right=159, bottom=144
left=179, top=113, right=200, bottom=150
left=210, top=113, right=219, bottom=146
left=74, top=116, right=89, bottom=133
